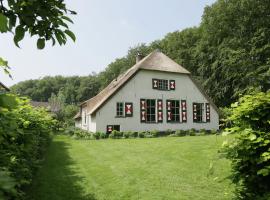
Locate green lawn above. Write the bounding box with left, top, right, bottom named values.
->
left=27, top=135, right=234, bottom=200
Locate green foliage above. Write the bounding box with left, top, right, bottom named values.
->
left=222, top=91, right=270, bottom=199
left=0, top=0, right=76, bottom=48
left=190, top=128, right=197, bottom=136
left=0, top=94, right=56, bottom=199
left=109, top=130, right=123, bottom=139
left=48, top=91, right=78, bottom=127
left=11, top=74, right=101, bottom=104
left=8, top=0, right=270, bottom=107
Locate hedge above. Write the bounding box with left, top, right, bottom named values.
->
left=0, top=94, right=57, bottom=199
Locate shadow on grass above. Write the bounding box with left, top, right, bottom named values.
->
left=26, top=139, right=96, bottom=200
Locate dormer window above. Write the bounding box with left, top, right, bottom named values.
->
left=152, top=79, right=175, bottom=90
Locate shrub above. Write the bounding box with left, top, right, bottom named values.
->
left=149, top=130, right=159, bottom=137
left=109, top=130, right=123, bottom=139
left=92, top=132, right=100, bottom=140
left=210, top=129, right=217, bottom=135
left=99, top=132, right=107, bottom=139
left=189, top=128, right=197, bottom=136
left=138, top=132, right=145, bottom=138
left=128, top=131, right=138, bottom=138
left=123, top=132, right=131, bottom=138
left=0, top=94, right=56, bottom=199
left=199, top=129, right=207, bottom=136
left=222, top=92, right=270, bottom=199
left=175, top=130, right=186, bottom=137
left=166, top=129, right=173, bottom=135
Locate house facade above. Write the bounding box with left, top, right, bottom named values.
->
left=75, top=50, right=219, bottom=133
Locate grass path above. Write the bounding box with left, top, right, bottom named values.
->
left=28, top=135, right=234, bottom=200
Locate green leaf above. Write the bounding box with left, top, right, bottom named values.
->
left=37, top=38, right=45, bottom=49
left=0, top=13, right=8, bottom=33
left=55, top=32, right=63, bottom=45
left=61, top=16, right=74, bottom=24
left=257, top=168, right=270, bottom=176
left=64, top=30, right=76, bottom=42
left=248, top=133, right=256, bottom=141
left=0, top=57, right=8, bottom=67
left=14, top=25, right=25, bottom=47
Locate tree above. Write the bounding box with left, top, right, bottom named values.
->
left=0, top=0, right=76, bottom=75
left=222, top=92, right=270, bottom=199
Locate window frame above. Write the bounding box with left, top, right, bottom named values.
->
left=171, top=100, right=180, bottom=122
left=194, top=103, right=205, bottom=123
left=157, top=79, right=169, bottom=90
left=116, top=102, right=124, bottom=117
left=146, top=99, right=156, bottom=123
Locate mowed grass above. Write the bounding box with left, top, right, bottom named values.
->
left=27, top=135, right=234, bottom=200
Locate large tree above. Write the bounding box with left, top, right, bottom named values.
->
left=0, top=0, right=76, bottom=75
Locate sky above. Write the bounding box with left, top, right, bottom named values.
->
left=0, top=0, right=216, bottom=86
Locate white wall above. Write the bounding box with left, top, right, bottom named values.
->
left=75, top=119, right=81, bottom=128
left=81, top=106, right=88, bottom=130
left=88, top=114, right=96, bottom=132
left=94, top=70, right=219, bottom=132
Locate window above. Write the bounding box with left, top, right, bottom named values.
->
left=157, top=79, right=169, bottom=90
left=116, top=102, right=124, bottom=117
left=197, top=103, right=204, bottom=122
left=146, top=99, right=156, bottom=122
left=167, top=100, right=180, bottom=122
left=84, top=112, right=87, bottom=124
left=171, top=100, right=180, bottom=122
left=153, top=79, right=175, bottom=90
left=193, top=103, right=204, bottom=123
left=107, top=125, right=120, bottom=134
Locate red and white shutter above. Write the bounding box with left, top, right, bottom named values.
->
left=107, top=125, right=113, bottom=134
left=181, top=100, right=187, bottom=123
left=125, top=103, right=133, bottom=117
left=193, top=103, right=197, bottom=122
left=140, top=99, right=146, bottom=122
left=152, top=79, right=158, bottom=89
left=169, top=80, right=175, bottom=90
left=157, top=99, right=163, bottom=123
left=167, top=100, right=172, bottom=122
left=206, top=103, right=210, bottom=122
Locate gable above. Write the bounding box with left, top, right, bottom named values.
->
left=80, top=50, right=219, bottom=116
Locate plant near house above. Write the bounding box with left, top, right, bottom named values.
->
left=190, top=128, right=197, bottom=136
left=109, top=130, right=123, bottom=139
left=0, top=94, right=57, bottom=199
left=138, top=132, right=145, bottom=138
left=149, top=130, right=159, bottom=137
left=221, top=91, right=270, bottom=199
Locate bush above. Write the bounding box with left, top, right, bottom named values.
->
left=189, top=128, right=197, bottom=136
left=109, top=130, right=123, bottom=139
left=92, top=132, right=100, bottom=140
left=99, top=132, right=107, bottom=139
left=175, top=130, right=186, bottom=137
left=166, top=129, right=173, bottom=135
left=128, top=131, right=138, bottom=138
left=123, top=131, right=134, bottom=138
left=222, top=92, right=270, bottom=199
left=138, top=132, right=145, bottom=138
left=149, top=130, right=159, bottom=137
left=0, top=94, right=56, bottom=199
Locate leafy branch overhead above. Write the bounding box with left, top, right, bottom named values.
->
left=0, top=57, right=11, bottom=78
left=0, top=0, right=76, bottom=49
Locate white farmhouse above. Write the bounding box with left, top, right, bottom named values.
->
left=74, top=50, right=219, bottom=133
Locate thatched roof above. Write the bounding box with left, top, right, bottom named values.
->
left=74, top=112, right=81, bottom=120
left=0, top=81, right=10, bottom=91
left=80, top=50, right=218, bottom=115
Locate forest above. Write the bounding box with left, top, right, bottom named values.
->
left=1, top=0, right=270, bottom=199
left=11, top=0, right=270, bottom=108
